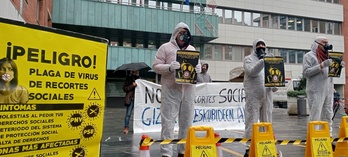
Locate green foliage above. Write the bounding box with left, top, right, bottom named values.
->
left=287, top=76, right=307, bottom=97
left=287, top=90, right=306, bottom=97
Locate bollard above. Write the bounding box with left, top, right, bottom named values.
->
left=139, top=134, right=150, bottom=157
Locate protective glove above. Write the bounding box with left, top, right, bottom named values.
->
left=169, top=61, right=180, bottom=72
left=195, top=64, right=202, bottom=73
left=341, top=61, right=345, bottom=68
left=321, top=59, right=332, bottom=68
left=272, top=87, right=278, bottom=92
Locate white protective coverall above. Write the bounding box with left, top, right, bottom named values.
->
left=153, top=22, right=196, bottom=156
left=243, top=39, right=273, bottom=139
left=303, top=36, right=333, bottom=135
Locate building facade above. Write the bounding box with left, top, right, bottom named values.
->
left=1, top=0, right=346, bottom=99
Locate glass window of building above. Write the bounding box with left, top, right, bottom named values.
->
left=243, top=12, right=251, bottom=26
left=304, top=18, right=311, bottom=32
left=172, top=3, right=181, bottom=11
left=288, top=50, right=296, bottom=63
left=216, top=8, right=223, bottom=23
left=243, top=47, right=252, bottom=57
left=333, top=0, right=340, bottom=3
left=214, top=45, right=223, bottom=60
left=296, top=18, right=303, bottom=31
left=288, top=17, right=295, bottom=30
left=319, top=0, right=325, bottom=2
left=312, top=20, right=319, bottom=32
left=327, top=22, right=333, bottom=34
left=297, top=51, right=304, bottom=64
left=160, top=2, right=168, bottom=10
left=225, top=10, right=232, bottom=24
left=269, top=48, right=280, bottom=56
left=280, top=16, right=286, bottom=29
left=280, top=49, right=287, bottom=63
left=333, top=23, right=340, bottom=35
left=136, top=39, right=144, bottom=48
left=203, top=44, right=213, bottom=60
left=225, top=46, right=233, bottom=60
left=232, top=46, right=242, bottom=61
left=148, top=40, right=156, bottom=49
left=271, top=15, right=279, bottom=29
left=182, top=4, right=190, bottom=12
left=252, top=13, right=261, bottom=27
left=123, top=38, right=132, bottom=47
left=148, top=0, right=156, bottom=8
left=193, top=5, right=200, bottom=13
left=319, top=21, right=325, bottom=33
left=327, top=0, right=332, bottom=2
left=262, top=14, right=271, bottom=28
left=234, top=10, right=242, bottom=25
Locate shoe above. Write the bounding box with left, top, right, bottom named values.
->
left=178, top=154, right=184, bottom=157
left=244, top=149, right=249, bottom=157
left=123, top=128, right=128, bottom=134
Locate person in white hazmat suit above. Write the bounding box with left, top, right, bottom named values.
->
left=303, top=36, right=344, bottom=139
left=243, top=39, right=279, bottom=157
left=153, top=22, right=201, bottom=157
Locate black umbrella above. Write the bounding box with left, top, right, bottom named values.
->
left=115, top=62, right=151, bottom=71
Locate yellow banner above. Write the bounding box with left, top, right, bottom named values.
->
left=0, top=18, right=108, bottom=157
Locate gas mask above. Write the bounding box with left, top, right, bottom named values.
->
left=179, top=31, right=191, bottom=43
left=256, top=47, right=266, bottom=59
left=315, top=41, right=333, bottom=54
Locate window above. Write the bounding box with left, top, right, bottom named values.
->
left=333, top=23, right=340, bottom=35
left=262, top=14, right=271, bottom=28
left=288, top=50, right=296, bottom=63
left=312, top=20, right=318, bottom=32
left=297, top=51, right=304, bottom=64
left=319, top=21, right=325, bottom=33
left=232, top=46, right=243, bottom=61
left=252, top=13, right=261, bottom=27
left=203, top=44, right=213, bottom=59
left=288, top=17, right=295, bottom=30
left=333, top=0, right=340, bottom=4
left=234, top=11, right=242, bottom=25
left=280, top=49, right=287, bottom=63
left=280, top=16, right=286, bottom=29
left=304, top=18, right=310, bottom=32
left=172, top=3, right=180, bottom=11
left=136, top=39, right=144, bottom=48
left=148, top=40, right=156, bottom=49
left=243, top=47, right=252, bottom=57
left=296, top=18, right=303, bottom=31
left=216, top=8, right=223, bottom=23
left=225, top=46, right=233, bottom=60
left=271, top=15, right=279, bottom=29
left=327, top=22, right=333, bottom=34
left=225, top=10, right=232, bottom=24
left=214, top=45, right=223, bottom=60
left=123, top=38, right=132, bottom=47
left=243, top=12, right=251, bottom=26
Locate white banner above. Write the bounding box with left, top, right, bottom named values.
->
left=133, top=79, right=246, bottom=133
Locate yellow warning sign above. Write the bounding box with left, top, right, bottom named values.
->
left=200, top=150, right=208, bottom=157
left=88, top=88, right=101, bottom=100
left=256, top=140, right=276, bottom=157
left=311, top=137, right=333, bottom=157
left=191, top=145, right=216, bottom=157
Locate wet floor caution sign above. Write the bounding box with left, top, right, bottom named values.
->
left=257, top=140, right=276, bottom=157
left=249, top=123, right=278, bottom=157
left=185, top=126, right=217, bottom=157
left=311, top=138, right=332, bottom=156
left=305, top=121, right=333, bottom=157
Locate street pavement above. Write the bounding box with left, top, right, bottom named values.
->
left=100, top=105, right=347, bottom=157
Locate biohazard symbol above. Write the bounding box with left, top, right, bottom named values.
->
left=200, top=150, right=208, bottom=157
left=88, top=88, right=101, bottom=100
left=317, top=142, right=329, bottom=155
left=262, top=145, right=273, bottom=156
